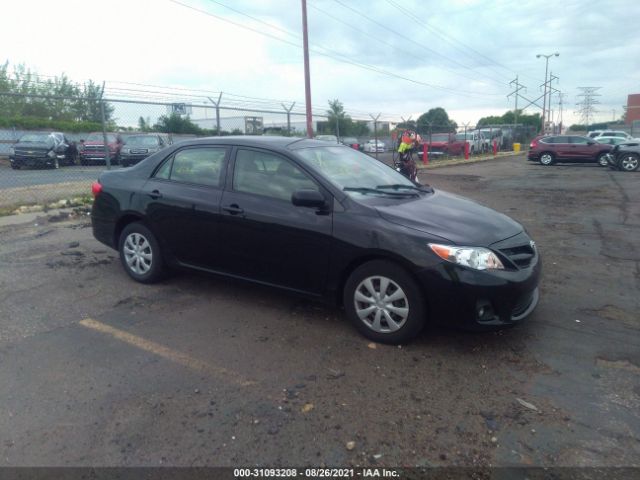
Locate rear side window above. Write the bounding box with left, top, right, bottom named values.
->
left=154, top=147, right=226, bottom=187
left=570, top=136, right=589, bottom=144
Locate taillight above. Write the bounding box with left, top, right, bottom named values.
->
left=91, top=181, right=102, bottom=197
left=530, top=140, right=538, bottom=148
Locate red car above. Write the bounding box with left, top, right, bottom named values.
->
left=419, top=133, right=465, bottom=159
left=527, top=135, right=613, bottom=167
left=80, top=132, right=123, bottom=166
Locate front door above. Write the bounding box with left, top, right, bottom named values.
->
left=217, top=147, right=333, bottom=295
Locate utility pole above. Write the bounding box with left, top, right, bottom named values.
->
left=536, top=52, right=559, bottom=133
left=575, top=87, right=601, bottom=130
left=100, top=81, right=111, bottom=171
left=508, top=76, right=525, bottom=127
left=301, top=0, right=313, bottom=138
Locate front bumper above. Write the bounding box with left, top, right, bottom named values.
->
left=416, top=253, right=541, bottom=330
left=120, top=154, right=148, bottom=165
left=11, top=156, right=55, bottom=167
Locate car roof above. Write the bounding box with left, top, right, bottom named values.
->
left=169, top=135, right=339, bottom=150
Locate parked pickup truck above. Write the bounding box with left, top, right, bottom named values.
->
left=419, top=133, right=466, bottom=159
left=9, top=132, right=77, bottom=169
left=80, top=132, right=123, bottom=165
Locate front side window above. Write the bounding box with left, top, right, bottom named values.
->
left=154, top=147, right=226, bottom=187
left=233, top=149, right=318, bottom=201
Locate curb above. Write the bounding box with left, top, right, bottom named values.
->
left=417, top=151, right=524, bottom=170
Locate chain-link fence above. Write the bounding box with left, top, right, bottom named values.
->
left=0, top=91, right=531, bottom=211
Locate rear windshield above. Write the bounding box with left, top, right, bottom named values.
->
left=430, top=134, right=450, bottom=141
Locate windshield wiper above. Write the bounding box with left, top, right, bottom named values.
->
left=375, top=184, right=433, bottom=193
left=343, top=187, right=419, bottom=197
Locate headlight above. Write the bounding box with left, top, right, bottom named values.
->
left=429, top=243, right=504, bottom=270
left=122, top=148, right=130, bottom=154
left=47, top=150, right=56, bottom=158
left=8, top=147, right=14, bottom=155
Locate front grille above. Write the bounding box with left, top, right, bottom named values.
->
left=499, top=244, right=535, bottom=269
left=83, top=145, right=104, bottom=152
left=15, top=149, right=47, bottom=158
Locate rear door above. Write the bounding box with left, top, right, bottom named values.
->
left=217, top=147, right=333, bottom=295
left=550, top=136, right=572, bottom=160
left=141, top=146, right=229, bottom=268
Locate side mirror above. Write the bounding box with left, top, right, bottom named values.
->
left=292, top=189, right=326, bottom=209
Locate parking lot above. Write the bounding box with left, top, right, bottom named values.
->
left=0, top=155, right=638, bottom=467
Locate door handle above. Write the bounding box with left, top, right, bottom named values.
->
left=149, top=189, right=162, bottom=199
left=222, top=204, right=244, bottom=215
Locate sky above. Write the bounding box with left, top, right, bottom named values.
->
left=2, top=0, right=640, bottom=127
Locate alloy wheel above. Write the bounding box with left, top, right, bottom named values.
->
left=598, top=153, right=611, bottom=167
left=540, top=153, right=553, bottom=165
left=123, top=232, right=153, bottom=275
left=354, top=276, right=409, bottom=333
left=620, top=154, right=639, bottom=171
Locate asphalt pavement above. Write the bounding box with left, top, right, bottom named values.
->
left=0, top=163, right=117, bottom=189
left=0, top=156, right=638, bottom=468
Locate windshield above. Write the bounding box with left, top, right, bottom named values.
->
left=316, top=135, right=337, bottom=142
left=19, top=133, right=53, bottom=144
left=430, top=134, right=450, bottom=142
left=295, top=146, right=414, bottom=196
left=86, top=133, right=117, bottom=143
left=455, top=133, right=471, bottom=141
left=125, top=136, right=159, bottom=147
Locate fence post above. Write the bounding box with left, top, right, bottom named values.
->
left=100, top=99, right=111, bottom=171
left=370, top=113, right=381, bottom=160
left=208, top=94, right=223, bottom=135
left=281, top=102, right=295, bottom=136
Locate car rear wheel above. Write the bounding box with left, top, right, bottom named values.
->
left=597, top=153, right=611, bottom=167
left=619, top=153, right=639, bottom=172
left=539, top=152, right=554, bottom=165
left=343, top=260, right=426, bottom=344
left=118, top=222, right=165, bottom=283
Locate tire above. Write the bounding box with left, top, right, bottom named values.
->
left=343, top=260, right=426, bottom=344
left=80, top=158, right=88, bottom=166
left=118, top=222, right=165, bottom=284
left=619, top=153, right=639, bottom=172
left=539, top=152, right=555, bottom=166
left=11, top=164, right=19, bottom=170
left=597, top=152, right=610, bottom=167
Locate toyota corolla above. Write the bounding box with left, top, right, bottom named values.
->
left=91, top=137, right=541, bottom=343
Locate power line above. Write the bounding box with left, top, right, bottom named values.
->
left=329, top=0, right=508, bottom=87
left=308, top=1, right=505, bottom=88
left=168, top=0, right=503, bottom=98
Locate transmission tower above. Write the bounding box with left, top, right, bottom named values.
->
left=575, top=87, right=601, bottom=128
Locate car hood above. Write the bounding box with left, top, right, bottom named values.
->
left=14, top=142, right=52, bottom=150
left=375, top=189, right=523, bottom=246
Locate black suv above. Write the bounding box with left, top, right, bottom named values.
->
left=9, top=132, right=77, bottom=169
left=120, top=134, right=170, bottom=167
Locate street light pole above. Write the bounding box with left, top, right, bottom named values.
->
left=536, top=52, right=559, bottom=133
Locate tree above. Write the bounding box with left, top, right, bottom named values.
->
left=477, top=110, right=542, bottom=132
left=322, top=99, right=369, bottom=137
left=0, top=62, right=114, bottom=124
left=153, top=113, right=205, bottom=135
left=416, top=108, right=457, bottom=134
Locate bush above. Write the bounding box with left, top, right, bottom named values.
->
left=0, top=116, right=102, bottom=133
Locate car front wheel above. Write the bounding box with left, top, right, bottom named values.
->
left=343, top=260, right=426, bottom=344
left=597, top=152, right=611, bottom=167
left=539, top=152, right=554, bottom=165
left=118, top=222, right=165, bottom=283
left=619, top=153, right=639, bottom=172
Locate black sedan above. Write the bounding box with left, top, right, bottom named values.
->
left=91, top=137, right=541, bottom=343
left=608, top=142, right=640, bottom=172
